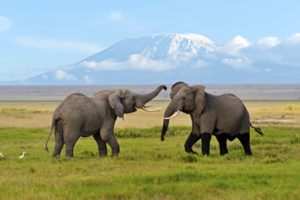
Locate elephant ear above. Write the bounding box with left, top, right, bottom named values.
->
left=108, top=89, right=125, bottom=118
left=192, top=85, right=206, bottom=116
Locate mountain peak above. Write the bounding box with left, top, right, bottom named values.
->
left=135, top=33, right=216, bottom=54
left=84, top=33, right=216, bottom=63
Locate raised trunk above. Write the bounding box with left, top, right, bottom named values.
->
left=135, top=85, right=166, bottom=107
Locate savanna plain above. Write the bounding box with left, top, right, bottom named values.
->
left=0, top=100, right=300, bottom=199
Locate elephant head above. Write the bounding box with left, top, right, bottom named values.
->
left=161, top=82, right=205, bottom=141
left=109, top=85, right=167, bottom=119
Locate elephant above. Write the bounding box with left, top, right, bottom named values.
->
left=161, top=82, right=263, bottom=156
left=45, top=85, right=167, bottom=157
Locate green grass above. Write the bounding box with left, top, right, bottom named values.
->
left=0, top=108, right=52, bottom=114
left=0, top=126, right=300, bottom=200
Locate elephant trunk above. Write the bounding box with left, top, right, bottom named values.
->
left=161, top=119, right=169, bottom=141
left=135, top=85, right=167, bottom=107
left=161, top=100, right=180, bottom=141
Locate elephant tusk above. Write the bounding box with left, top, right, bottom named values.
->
left=143, top=105, right=153, bottom=108
left=164, top=110, right=180, bottom=120
left=140, top=107, right=161, bottom=112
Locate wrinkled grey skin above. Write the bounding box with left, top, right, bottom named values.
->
left=161, top=82, right=263, bottom=156
left=46, top=85, right=167, bottom=157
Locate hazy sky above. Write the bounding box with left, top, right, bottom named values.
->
left=1, top=0, right=300, bottom=81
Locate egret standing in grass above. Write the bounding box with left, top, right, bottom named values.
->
left=19, top=152, right=26, bottom=159
left=0, top=153, right=3, bottom=157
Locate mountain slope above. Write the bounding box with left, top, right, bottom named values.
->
left=18, top=33, right=300, bottom=84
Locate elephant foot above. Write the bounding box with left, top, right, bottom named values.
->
left=216, top=134, right=229, bottom=156
left=220, top=149, right=228, bottom=155
left=245, top=149, right=252, bottom=155
left=184, top=132, right=201, bottom=155
left=202, top=152, right=209, bottom=156
left=237, top=133, right=252, bottom=156
left=185, top=148, right=198, bottom=155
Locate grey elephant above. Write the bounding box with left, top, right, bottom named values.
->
left=45, top=85, right=167, bottom=157
left=161, top=82, right=263, bottom=156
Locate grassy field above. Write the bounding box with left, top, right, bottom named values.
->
left=0, top=100, right=300, bottom=199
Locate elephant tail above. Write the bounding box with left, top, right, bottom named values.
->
left=45, top=118, right=55, bottom=152
left=250, top=123, right=264, bottom=136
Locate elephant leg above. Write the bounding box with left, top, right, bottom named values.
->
left=64, top=128, right=80, bottom=158
left=107, top=134, right=120, bottom=156
left=52, top=130, right=64, bottom=157
left=201, top=133, right=212, bottom=156
left=65, top=136, right=80, bottom=158
left=216, top=134, right=228, bottom=155
left=93, top=133, right=107, bottom=156
left=100, top=119, right=119, bottom=156
left=184, top=132, right=201, bottom=154
left=237, top=133, right=252, bottom=155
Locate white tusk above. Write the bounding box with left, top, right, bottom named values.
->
left=164, top=110, right=180, bottom=120
left=140, top=107, right=161, bottom=112
left=143, top=105, right=153, bottom=108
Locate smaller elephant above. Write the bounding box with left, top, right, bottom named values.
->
left=161, top=82, right=263, bottom=156
left=45, top=85, right=167, bottom=157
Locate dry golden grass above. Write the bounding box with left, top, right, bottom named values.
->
left=245, top=101, right=300, bottom=127
left=0, top=100, right=299, bottom=128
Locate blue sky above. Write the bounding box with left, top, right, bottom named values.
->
left=1, top=0, right=300, bottom=82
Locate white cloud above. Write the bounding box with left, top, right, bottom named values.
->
left=222, top=57, right=253, bottom=70
left=257, top=37, right=280, bottom=48
left=218, top=35, right=251, bottom=56
left=55, top=70, right=76, bottom=80
left=285, top=33, right=300, bottom=45
left=0, top=16, right=11, bottom=32
left=129, top=54, right=172, bottom=71
left=81, top=54, right=174, bottom=71
left=81, top=60, right=124, bottom=70
left=13, top=36, right=102, bottom=54
left=108, top=11, right=123, bottom=21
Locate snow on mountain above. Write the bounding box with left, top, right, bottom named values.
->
left=84, top=33, right=215, bottom=62
left=15, top=33, right=300, bottom=85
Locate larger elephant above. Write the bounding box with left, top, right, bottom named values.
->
left=45, top=85, right=167, bottom=157
left=161, top=82, right=263, bottom=156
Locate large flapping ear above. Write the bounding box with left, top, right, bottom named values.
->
left=192, top=85, right=206, bottom=116
left=108, top=89, right=125, bottom=118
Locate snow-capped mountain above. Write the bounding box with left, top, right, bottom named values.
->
left=84, top=33, right=215, bottom=62
left=17, top=33, right=300, bottom=84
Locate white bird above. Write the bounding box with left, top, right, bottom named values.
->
left=19, top=152, right=26, bottom=159
left=0, top=152, right=3, bottom=157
